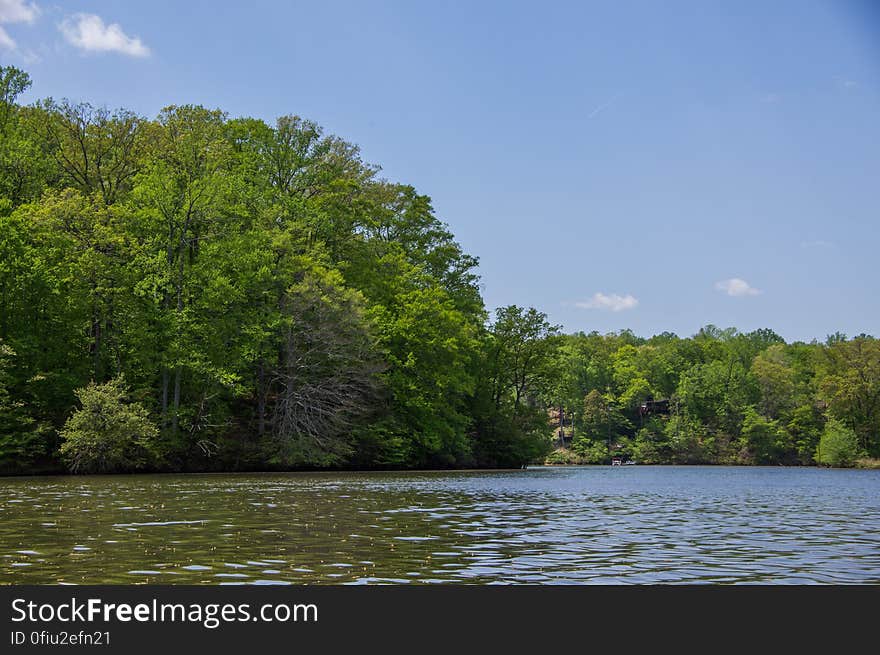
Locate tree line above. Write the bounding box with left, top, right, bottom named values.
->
left=0, top=66, right=554, bottom=474
left=547, top=327, right=880, bottom=468
left=1, top=65, right=877, bottom=474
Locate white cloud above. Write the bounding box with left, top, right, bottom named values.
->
left=0, top=26, right=14, bottom=50
left=59, top=13, right=150, bottom=57
left=0, top=0, right=38, bottom=24
left=575, top=292, right=639, bottom=312
left=715, top=278, right=761, bottom=297
left=0, top=0, right=39, bottom=51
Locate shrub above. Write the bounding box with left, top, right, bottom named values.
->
left=631, top=425, right=670, bottom=464
left=571, top=437, right=609, bottom=464
left=815, top=418, right=861, bottom=468
left=544, top=448, right=583, bottom=465
left=740, top=407, right=793, bottom=464
left=664, top=414, right=713, bottom=464
left=60, top=376, right=158, bottom=473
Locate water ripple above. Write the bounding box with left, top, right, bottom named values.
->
left=0, top=466, right=878, bottom=584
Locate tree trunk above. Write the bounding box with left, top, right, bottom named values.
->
left=91, top=313, right=100, bottom=379
left=257, top=360, right=266, bottom=436
left=172, top=366, right=181, bottom=433
left=161, top=368, right=169, bottom=424
left=171, top=234, right=185, bottom=434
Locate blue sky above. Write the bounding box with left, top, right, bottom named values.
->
left=1, top=0, right=878, bottom=343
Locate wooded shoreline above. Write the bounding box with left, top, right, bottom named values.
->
left=1, top=65, right=878, bottom=476
left=2, top=459, right=879, bottom=480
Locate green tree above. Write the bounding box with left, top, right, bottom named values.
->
left=572, top=439, right=609, bottom=464
left=0, top=340, right=54, bottom=473
left=59, top=376, right=159, bottom=473
left=366, top=284, right=480, bottom=466
left=573, top=389, right=629, bottom=449
left=0, top=66, right=31, bottom=133
left=612, top=344, right=653, bottom=411
left=36, top=99, right=152, bottom=205
left=815, top=418, right=861, bottom=468
left=786, top=404, right=823, bottom=464
left=740, top=407, right=793, bottom=464
left=819, top=337, right=880, bottom=456
left=1, top=67, right=54, bottom=208
left=751, top=345, right=796, bottom=420
left=677, top=358, right=756, bottom=439
left=663, top=413, right=713, bottom=464
left=133, top=105, right=232, bottom=435
left=631, top=417, right=673, bottom=464
left=471, top=306, right=559, bottom=467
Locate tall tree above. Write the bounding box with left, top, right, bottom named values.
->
left=37, top=100, right=151, bottom=205
left=134, top=105, right=231, bottom=435
left=819, top=337, right=880, bottom=456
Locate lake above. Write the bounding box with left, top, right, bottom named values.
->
left=1, top=466, right=878, bottom=584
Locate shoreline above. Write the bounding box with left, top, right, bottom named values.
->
left=3, top=461, right=880, bottom=480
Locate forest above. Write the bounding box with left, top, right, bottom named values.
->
left=1, top=65, right=878, bottom=474
left=548, top=327, right=879, bottom=468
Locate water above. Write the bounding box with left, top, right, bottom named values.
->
left=1, top=466, right=878, bottom=584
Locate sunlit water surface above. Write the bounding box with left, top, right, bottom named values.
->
left=1, top=466, right=878, bottom=584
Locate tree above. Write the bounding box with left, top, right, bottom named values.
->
left=267, top=267, right=383, bottom=466
left=677, top=359, right=756, bottom=437
left=37, top=100, right=152, bottom=205
left=59, top=376, right=159, bottom=473
left=0, top=339, right=54, bottom=473
left=364, top=283, right=480, bottom=466
left=612, top=344, right=653, bottom=410
left=819, top=337, right=880, bottom=456
left=631, top=418, right=672, bottom=464
left=489, top=306, right=560, bottom=410
left=0, top=66, right=31, bottom=134
left=751, top=345, right=796, bottom=420
left=572, top=439, right=609, bottom=464
left=815, top=418, right=861, bottom=468
left=18, top=190, right=131, bottom=382
left=663, top=413, right=713, bottom=464
left=134, top=105, right=232, bottom=435
left=470, top=306, right=559, bottom=467
left=786, top=404, right=823, bottom=464
left=0, top=66, right=53, bottom=207
left=740, top=407, right=793, bottom=464
left=573, top=390, right=629, bottom=449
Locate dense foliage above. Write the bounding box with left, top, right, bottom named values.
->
left=0, top=66, right=554, bottom=474
left=59, top=376, right=158, bottom=473
left=550, top=327, right=880, bottom=466
left=1, top=66, right=877, bottom=473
